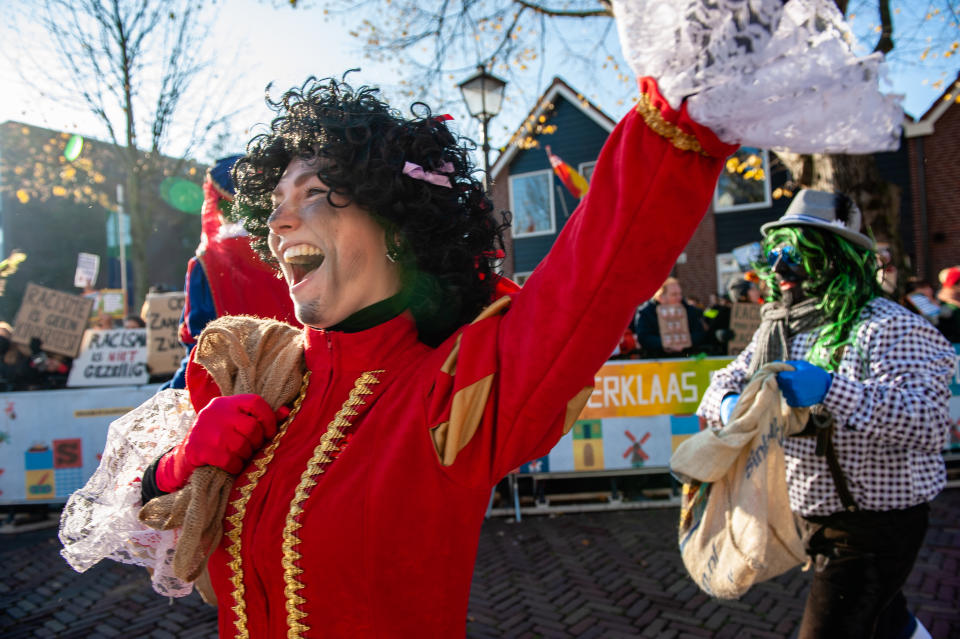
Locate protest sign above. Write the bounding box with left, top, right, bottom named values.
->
left=12, top=283, right=95, bottom=357
left=74, top=253, right=100, bottom=288
left=66, top=328, right=149, bottom=387
left=143, top=291, right=185, bottom=376
left=657, top=303, right=692, bottom=352
left=728, top=302, right=762, bottom=355
left=94, top=289, right=126, bottom=319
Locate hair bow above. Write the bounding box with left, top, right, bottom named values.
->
left=402, top=161, right=454, bottom=188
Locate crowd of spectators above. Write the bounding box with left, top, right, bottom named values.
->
left=614, top=264, right=959, bottom=362
left=0, top=323, right=71, bottom=391
left=901, top=266, right=960, bottom=343
left=613, top=274, right=764, bottom=360
left=0, top=301, right=161, bottom=391
left=1, top=264, right=958, bottom=387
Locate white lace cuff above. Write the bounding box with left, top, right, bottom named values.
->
left=613, top=0, right=903, bottom=153
left=59, top=389, right=196, bottom=598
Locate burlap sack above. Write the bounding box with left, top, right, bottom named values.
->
left=670, top=362, right=808, bottom=599
left=138, top=315, right=305, bottom=601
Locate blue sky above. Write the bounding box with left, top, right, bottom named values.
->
left=1, top=1, right=956, bottom=162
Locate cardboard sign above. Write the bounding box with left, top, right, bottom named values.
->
left=143, top=291, right=185, bottom=376
left=728, top=302, right=762, bottom=355
left=656, top=304, right=692, bottom=352
left=74, top=253, right=100, bottom=288
left=66, top=328, right=149, bottom=387
left=12, top=283, right=95, bottom=357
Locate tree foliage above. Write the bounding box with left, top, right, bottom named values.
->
left=4, top=0, right=237, bottom=308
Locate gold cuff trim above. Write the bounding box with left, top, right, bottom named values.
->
left=224, top=371, right=311, bottom=639
left=635, top=93, right=707, bottom=156
left=282, top=370, right=384, bottom=639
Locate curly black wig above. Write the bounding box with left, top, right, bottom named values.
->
left=232, top=75, right=510, bottom=346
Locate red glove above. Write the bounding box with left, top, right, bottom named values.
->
left=155, top=394, right=284, bottom=493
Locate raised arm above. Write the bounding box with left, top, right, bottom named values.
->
left=488, top=79, right=737, bottom=478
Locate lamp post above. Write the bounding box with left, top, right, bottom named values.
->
left=457, top=65, right=507, bottom=191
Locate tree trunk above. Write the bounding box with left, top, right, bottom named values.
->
left=126, top=166, right=149, bottom=314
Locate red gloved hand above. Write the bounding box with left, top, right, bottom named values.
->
left=155, top=394, right=281, bottom=493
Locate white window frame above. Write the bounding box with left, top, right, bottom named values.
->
left=716, top=252, right=743, bottom=297
left=513, top=271, right=533, bottom=286
left=509, top=169, right=556, bottom=239
left=578, top=160, right=597, bottom=183
left=713, top=148, right=772, bottom=213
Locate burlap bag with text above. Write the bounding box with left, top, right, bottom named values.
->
left=670, top=362, right=808, bottom=599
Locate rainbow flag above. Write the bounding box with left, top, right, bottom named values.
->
left=545, top=146, right=589, bottom=199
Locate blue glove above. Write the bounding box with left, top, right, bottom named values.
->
left=776, top=360, right=832, bottom=407
left=720, top=393, right=740, bottom=425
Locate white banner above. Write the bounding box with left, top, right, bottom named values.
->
left=0, top=385, right=159, bottom=504
left=66, top=328, right=149, bottom=387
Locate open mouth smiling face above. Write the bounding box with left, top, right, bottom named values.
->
left=266, top=157, right=403, bottom=328
left=282, top=244, right=325, bottom=286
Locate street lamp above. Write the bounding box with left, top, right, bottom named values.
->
left=457, top=65, right=507, bottom=190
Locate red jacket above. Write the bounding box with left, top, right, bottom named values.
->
left=186, top=78, right=734, bottom=638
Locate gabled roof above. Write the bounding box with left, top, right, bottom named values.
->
left=904, top=71, right=960, bottom=138
left=490, top=77, right=616, bottom=178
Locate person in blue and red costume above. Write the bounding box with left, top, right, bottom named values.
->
left=161, top=155, right=300, bottom=389
left=61, top=2, right=908, bottom=637
left=698, top=190, right=953, bottom=639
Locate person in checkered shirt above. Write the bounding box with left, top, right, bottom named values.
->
left=698, top=190, right=954, bottom=639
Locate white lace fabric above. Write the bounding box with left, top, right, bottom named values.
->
left=613, top=0, right=903, bottom=153
left=59, top=389, right=196, bottom=597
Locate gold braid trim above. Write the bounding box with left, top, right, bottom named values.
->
left=224, top=371, right=311, bottom=639
left=635, top=92, right=707, bottom=156
left=282, top=370, right=385, bottom=639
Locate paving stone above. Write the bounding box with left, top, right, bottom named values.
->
left=2, top=489, right=959, bottom=638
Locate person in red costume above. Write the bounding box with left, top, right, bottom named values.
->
left=134, top=72, right=734, bottom=638
left=161, top=155, right=300, bottom=389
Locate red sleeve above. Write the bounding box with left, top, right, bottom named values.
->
left=178, top=257, right=198, bottom=346
left=480, top=78, right=735, bottom=480
left=185, top=346, right=222, bottom=413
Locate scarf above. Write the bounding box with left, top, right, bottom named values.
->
left=747, top=297, right=826, bottom=377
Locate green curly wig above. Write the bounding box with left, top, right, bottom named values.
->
left=756, top=226, right=881, bottom=370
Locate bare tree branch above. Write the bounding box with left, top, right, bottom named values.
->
left=873, top=0, right=894, bottom=54
left=514, top=0, right=612, bottom=18
left=9, top=0, right=243, bottom=306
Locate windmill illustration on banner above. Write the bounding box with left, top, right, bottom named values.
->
left=623, top=430, right=651, bottom=468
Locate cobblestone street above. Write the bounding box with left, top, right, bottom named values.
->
left=2, top=489, right=958, bottom=638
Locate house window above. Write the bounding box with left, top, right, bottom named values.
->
left=578, top=161, right=596, bottom=183
left=716, top=253, right=742, bottom=297
left=509, top=169, right=555, bottom=238
left=514, top=271, right=532, bottom=286
left=714, top=147, right=771, bottom=212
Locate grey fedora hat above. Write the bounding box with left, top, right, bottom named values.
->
left=760, top=189, right=874, bottom=250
